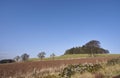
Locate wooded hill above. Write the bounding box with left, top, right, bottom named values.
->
left=64, top=40, right=109, bottom=55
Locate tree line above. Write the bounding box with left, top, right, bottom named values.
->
left=64, top=40, right=109, bottom=56
left=14, top=52, right=55, bottom=62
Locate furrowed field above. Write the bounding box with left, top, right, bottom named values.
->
left=0, top=54, right=120, bottom=78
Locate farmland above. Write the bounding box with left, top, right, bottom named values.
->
left=0, top=54, right=120, bottom=78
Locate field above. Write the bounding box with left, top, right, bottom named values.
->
left=30, top=54, right=120, bottom=61
left=0, top=54, right=120, bottom=78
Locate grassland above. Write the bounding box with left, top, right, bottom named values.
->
left=29, top=54, right=120, bottom=61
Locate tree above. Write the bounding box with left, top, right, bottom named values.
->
left=50, top=53, right=55, bottom=60
left=104, top=50, right=109, bottom=54
left=84, top=40, right=100, bottom=48
left=84, top=40, right=101, bottom=57
left=64, top=40, right=109, bottom=55
left=14, top=56, right=20, bottom=62
left=38, top=52, right=46, bottom=60
left=21, top=53, right=29, bottom=61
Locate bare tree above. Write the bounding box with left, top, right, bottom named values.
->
left=21, top=53, right=29, bottom=61
left=37, top=52, right=46, bottom=60
left=14, top=56, right=20, bottom=62
left=50, top=53, right=55, bottom=60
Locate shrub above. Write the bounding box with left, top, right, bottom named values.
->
left=0, top=59, right=15, bottom=64
left=59, top=63, right=102, bottom=78
left=107, top=57, right=120, bottom=65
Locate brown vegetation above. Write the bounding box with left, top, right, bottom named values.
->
left=113, top=75, right=120, bottom=78
left=0, top=57, right=112, bottom=78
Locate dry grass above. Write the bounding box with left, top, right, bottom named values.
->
left=70, top=63, right=120, bottom=78
left=71, top=72, right=94, bottom=78
left=0, top=57, right=111, bottom=78
left=3, top=63, right=120, bottom=78
left=0, top=56, right=119, bottom=78
left=8, top=65, right=66, bottom=78
left=98, top=64, right=120, bottom=78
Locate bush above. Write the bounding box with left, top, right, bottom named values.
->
left=107, top=57, right=120, bottom=65
left=59, top=63, right=102, bottom=78
left=0, top=59, right=15, bottom=64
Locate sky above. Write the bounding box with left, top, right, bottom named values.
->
left=0, top=0, right=120, bottom=59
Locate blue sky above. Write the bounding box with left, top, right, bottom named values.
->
left=0, top=0, right=120, bottom=59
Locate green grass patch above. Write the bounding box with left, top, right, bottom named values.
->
left=29, top=54, right=120, bottom=61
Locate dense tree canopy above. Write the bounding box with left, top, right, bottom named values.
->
left=84, top=40, right=100, bottom=48
left=64, top=40, right=109, bottom=55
